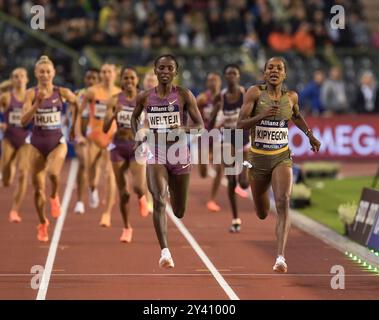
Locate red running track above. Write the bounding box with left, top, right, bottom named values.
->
left=0, top=159, right=378, bottom=300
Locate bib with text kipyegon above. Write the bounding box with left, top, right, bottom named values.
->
left=8, top=109, right=22, bottom=127
left=254, top=119, right=288, bottom=151
left=147, top=104, right=181, bottom=132
left=34, top=107, right=61, bottom=129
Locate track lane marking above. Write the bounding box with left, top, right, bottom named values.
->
left=36, top=159, right=78, bottom=300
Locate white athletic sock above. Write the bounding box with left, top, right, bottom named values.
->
left=161, top=248, right=171, bottom=257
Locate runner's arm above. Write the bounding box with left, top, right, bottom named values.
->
left=289, top=91, right=321, bottom=152
left=181, top=87, right=204, bottom=133
left=131, top=90, right=148, bottom=144
left=21, top=89, right=40, bottom=126
left=0, top=92, right=9, bottom=130
left=60, top=87, right=80, bottom=141
left=208, top=93, right=222, bottom=129
left=103, top=96, right=117, bottom=133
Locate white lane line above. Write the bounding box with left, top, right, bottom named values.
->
left=166, top=204, right=240, bottom=300
left=36, top=159, right=79, bottom=300
left=2, top=273, right=378, bottom=277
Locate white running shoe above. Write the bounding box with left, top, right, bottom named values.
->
left=159, top=248, right=175, bottom=269
left=273, top=255, right=287, bottom=273
left=89, top=189, right=99, bottom=208
left=74, top=201, right=85, bottom=215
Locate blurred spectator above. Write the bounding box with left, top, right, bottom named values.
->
left=299, top=70, right=325, bottom=116
left=321, top=66, right=349, bottom=114
left=268, top=23, right=293, bottom=52
left=254, top=8, right=275, bottom=47
left=372, top=25, right=379, bottom=50
left=223, top=7, right=244, bottom=46
left=207, top=11, right=224, bottom=44
left=1, top=0, right=371, bottom=51
left=354, top=71, right=379, bottom=114
left=293, top=22, right=315, bottom=56
left=242, top=31, right=260, bottom=60
left=348, top=13, right=370, bottom=48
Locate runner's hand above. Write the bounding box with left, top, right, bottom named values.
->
left=309, top=135, right=321, bottom=152
left=36, top=88, right=48, bottom=102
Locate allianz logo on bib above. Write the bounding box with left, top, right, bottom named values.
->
left=148, top=104, right=179, bottom=113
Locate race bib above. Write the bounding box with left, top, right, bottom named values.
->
left=222, top=109, right=240, bottom=128
left=34, top=110, right=61, bottom=129
left=254, top=119, right=288, bottom=151
left=202, top=104, right=213, bottom=121
left=94, top=102, right=107, bottom=119
left=8, top=110, right=22, bottom=126
left=147, top=105, right=181, bottom=130
left=117, top=107, right=134, bottom=128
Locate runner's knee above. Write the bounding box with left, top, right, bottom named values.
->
left=152, top=194, right=166, bottom=213
left=133, top=185, right=144, bottom=197
left=120, top=190, right=130, bottom=204
left=49, top=173, right=59, bottom=184
left=275, top=194, right=290, bottom=213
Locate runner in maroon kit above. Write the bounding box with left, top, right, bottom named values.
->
left=196, top=72, right=223, bottom=212
left=131, top=55, right=204, bottom=268
left=21, top=56, right=79, bottom=242
left=103, top=67, right=149, bottom=243
left=0, top=68, right=30, bottom=222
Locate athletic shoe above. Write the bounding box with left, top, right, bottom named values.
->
left=229, top=218, right=241, bottom=233
left=9, top=210, right=22, bottom=223
left=99, top=213, right=111, bottom=227
left=139, top=195, right=149, bottom=218
left=120, top=228, right=133, bottom=243
left=74, top=201, right=85, bottom=215
left=234, top=185, right=249, bottom=198
left=37, top=219, right=49, bottom=242
left=159, top=248, right=175, bottom=269
left=89, top=188, right=99, bottom=208
left=50, top=196, right=61, bottom=218
left=206, top=200, right=221, bottom=212
left=273, top=255, right=288, bottom=273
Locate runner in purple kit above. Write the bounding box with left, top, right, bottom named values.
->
left=0, top=68, right=30, bottom=223
left=131, top=55, right=204, bottom=269
left=209, top=64, right=250, bottom=233
left=21, top=56, right=79, bottom=242
left=196, top=72, right=223, bottom=213
left=103, top=67, right=149, bottom=244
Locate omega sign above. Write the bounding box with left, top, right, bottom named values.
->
left=289, top=115, right=379, bottom=160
